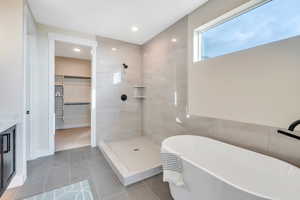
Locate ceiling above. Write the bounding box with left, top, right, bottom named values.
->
left=27, top=0, right=208, bottom=44
left=55, top=41, right=92, bottom=60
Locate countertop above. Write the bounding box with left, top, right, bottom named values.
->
left=0, top=119, right=17, bottom=133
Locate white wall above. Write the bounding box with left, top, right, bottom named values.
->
left=32, top=24, right=96, bottom=158
left=0, top=0, right=26, bottom=186
left=24, top=4, right=39, bottom=162
left=0, top=1, right=24, bottom=113
left=188, top=0, right=300, bottom=128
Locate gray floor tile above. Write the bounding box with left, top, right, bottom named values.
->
left=125, top=182, right=159, bottom=200
left=90, top=169, right=125, bottom=199
left=89, top=157, right=112, bottom=173
left=27, top=157, right=52, bottom=182
left=14, top=178, right=45, bottom=199
left=5, top=147, right=172, bottom=200
left=50, top=150, right=70, bottom=168
left=143, top=174, right=173, bottom=200
left=70, top=147, right=92, bottom=163
left=103, top=191, right=130, bottom=200
left=44, top=166, right=70, bottom=191
left=70, top=164, right=91, bottom=183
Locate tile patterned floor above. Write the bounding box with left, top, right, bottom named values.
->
left=2, top=147, right=173, bottom=200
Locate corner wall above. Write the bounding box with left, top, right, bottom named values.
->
left=141, top=0, right=300, bottom=167
left=0, top=1, right=24, bottom=116
left=96, top=36, right=143, bottom=143
left=142, top=17, right=189, bottom=143
left=188, top=0, right=300, bottom=129
left=0, top=0, right=26, bottom=185
left=33, top=24, right=96, bottom=157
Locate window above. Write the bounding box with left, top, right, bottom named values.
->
left=194, top=0, right=300, bottom=61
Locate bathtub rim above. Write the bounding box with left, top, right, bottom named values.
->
left=161, top=135, right=300, bottom=200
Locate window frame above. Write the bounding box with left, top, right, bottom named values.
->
left=193, top=0, right=271, bottom=62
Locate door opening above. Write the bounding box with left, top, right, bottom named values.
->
left=54, top=41, right=92, bottom=151
left=48, top=34, right=97, bottom=154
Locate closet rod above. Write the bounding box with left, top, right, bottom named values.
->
left=64, top=102, right=90, bottom=105
left=64, top=75, right=91, bottom=80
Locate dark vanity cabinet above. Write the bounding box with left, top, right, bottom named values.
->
left=0, top=126, right=16, bottom=196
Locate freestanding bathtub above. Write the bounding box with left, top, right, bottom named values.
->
left=161, top=135, right=300, bottom=200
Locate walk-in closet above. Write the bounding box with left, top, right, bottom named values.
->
left=54, top=41, right=92, bottom=151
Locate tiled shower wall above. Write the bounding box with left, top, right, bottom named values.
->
left=142, top=17, right=190, bottom=143
left=142, top=17, right=300, bottom=167
left=96, top=36, right=143, bottom=142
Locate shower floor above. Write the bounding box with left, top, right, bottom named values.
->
left=100, top=136, right=162, bottom=186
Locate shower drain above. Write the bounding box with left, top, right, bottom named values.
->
left=133, top=148, right=140, bottom=152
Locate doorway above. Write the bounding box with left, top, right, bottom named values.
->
left=48, top=34, right=97, bottom=154
left=54, top=41, right=93, bottom=151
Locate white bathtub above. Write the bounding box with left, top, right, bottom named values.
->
left=161, top=135, right=300, bottom=200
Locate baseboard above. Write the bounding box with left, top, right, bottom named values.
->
left=8, top=173, right=26, bottom=189
left=56, top=124, right=90, bottom=130
left=29, top=149, right=53, bottom=161
left=99, top=141, right=129, bottom=185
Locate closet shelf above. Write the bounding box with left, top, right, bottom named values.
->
left=133, top=96, right=146, bottom=99
left=133, top=85, right=145, bottom=88
left=64, top=75, right=91, bottom=80
left=64, top=102, right=91, bottom=105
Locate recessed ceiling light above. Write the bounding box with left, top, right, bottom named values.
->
left=171, top=38, right=177, bottom=42
left=131, top=26, right=139, bottom=32
left=112, top=47, right=117, bottom=51
left=73, top=48, right=81, bottom=52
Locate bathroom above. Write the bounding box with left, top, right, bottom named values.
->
left=0, top=0, right=300, bottom=199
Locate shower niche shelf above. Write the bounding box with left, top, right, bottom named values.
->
left=133, top=96, right=146, bottom=99
left=133, top=85, right=145, bottom=99
left=133, top=85, right=145, bottom=88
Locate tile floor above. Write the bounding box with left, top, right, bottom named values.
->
left=2, top=147, right=173, bottom=200
left=55, top=127, right=91, bottom=151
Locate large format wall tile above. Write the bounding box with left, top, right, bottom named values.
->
left=142, top=17, right=189, bottom=144
left=96, top=36, right=142, bottom=142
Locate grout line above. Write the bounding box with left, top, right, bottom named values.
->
left=43, top=165, right=51, bottom=193
left=68, top=151, right=72, bottom=185
left=266, top=127, right=273, bottom=156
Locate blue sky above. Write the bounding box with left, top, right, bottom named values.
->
left=202, top=0, right=300, bottom=59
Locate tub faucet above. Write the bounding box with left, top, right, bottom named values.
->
left=277, top=119, right=300, bottom=140
left=288, top=120, right=300, bottom=131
